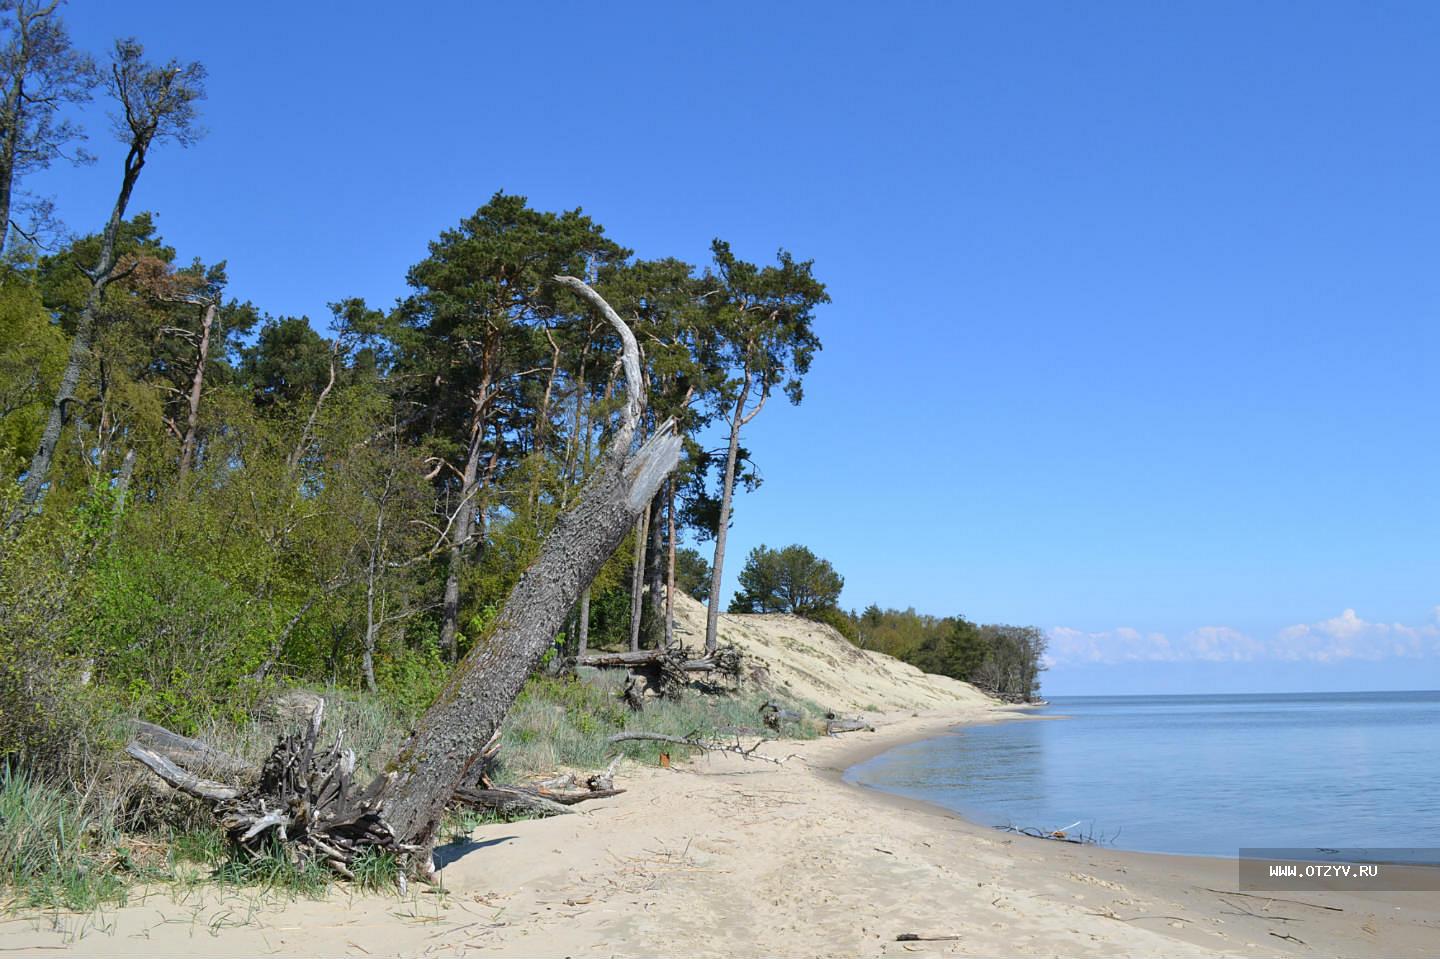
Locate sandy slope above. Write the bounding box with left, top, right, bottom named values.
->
left=671, top=592, right=993, bottom=713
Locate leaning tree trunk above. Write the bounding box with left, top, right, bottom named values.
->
left=126, top=278, right=683, bottom=875
left=177, top=301, right=215, bottom=481
left=373, top=276, right=680, bottom=854
left=13, top=134, right=149, bottom=523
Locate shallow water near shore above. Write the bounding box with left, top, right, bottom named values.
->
left=845, top=690, right=1440, bottom=859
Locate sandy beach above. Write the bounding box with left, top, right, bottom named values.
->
left=4, top=704, right=1435, bottom=958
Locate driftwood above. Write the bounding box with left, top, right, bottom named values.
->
left=621, top=674, right=646, bottom=712
left=607, top=731, right=791, bottom=765
left=578, top=645, right=742, bottom=706
left=129, top=701, right=416, bottom=878
left=454, top=756, right=624, bottom=818
left=128, top=720, right=253, bottom=780
left=824, top=712, right=875, bottom=736
left=1000, top=820, right=1105, bottom=845
left=759, top=700, right=802, bottom=731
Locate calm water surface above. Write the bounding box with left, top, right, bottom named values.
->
left=845, top=691, right=1440, bottom=858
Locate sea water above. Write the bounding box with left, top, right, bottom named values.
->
left=844, top=691, right=1440, bottom=858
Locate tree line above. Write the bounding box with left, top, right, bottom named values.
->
left=0, top=3, right=833, bottom=758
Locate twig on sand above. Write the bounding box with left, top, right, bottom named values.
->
left=1089, top=909, right=1190, bottom=924
left=1217, top=897, right=1301, bottom=922
left=896, top=933, right=963, bottom=941
left=1202, top=888, right=1343, bottom=913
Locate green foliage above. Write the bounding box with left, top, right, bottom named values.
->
left=729, top=543, right=844, bottom=616
left=0, top=282, right=66, bottom=467
left=89, top=544, right=271, bottom=731
left=845, top=605, right=1048, bottom=700
left=374, top=642, right=448, bottom=718
left=673, top=546, right=712, bottom=601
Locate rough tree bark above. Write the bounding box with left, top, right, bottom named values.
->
left=372, top=275, right=681, bottom=854
left=645, top=486, right=666, bottom=648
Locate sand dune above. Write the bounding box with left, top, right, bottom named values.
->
left=671, top=592, right=993, bottom=713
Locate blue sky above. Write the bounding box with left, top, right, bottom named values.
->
left=28, top=1, right=1440, bottom=695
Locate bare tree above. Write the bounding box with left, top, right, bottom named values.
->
left=0, top=0, right=96, bottom=249
left=10, top=40, right=203, bottom=524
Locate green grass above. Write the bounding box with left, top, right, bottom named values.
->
left=0, top=768, right=129, bottom=911
left=498, top=671, right=826, bottom=777
left=210, top=838, right=331, bottom=898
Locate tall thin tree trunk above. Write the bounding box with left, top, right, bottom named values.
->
left=363, top=564, right=379, bottom=692
left=113, top=447, right=136, bottom=515
left=703, top=371, right=768, bottom=656
left=0, top=74, right=21, bottom=251
left=439, top=429, right=483, bottom=663
left=704, top=380, right=750, bottom=656
left=644, top=487, right=665, bottom=648
left=664, top=478, right=677, bottom=647
left=577, top=586, right=591, bottom=656
left=627, top=505, right=649, bottom=651
left=177, top=301, right=215, bottom=481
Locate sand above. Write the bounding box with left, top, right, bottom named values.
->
left=4, top=705, right=1436, bottom=958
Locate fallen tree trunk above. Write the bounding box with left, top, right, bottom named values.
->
left=127, top=277, right=679, bottom=877
left=759, top=700, right=802, bottom=731
left=577, top=645, right=743, bottom=705
left=825, top=718, right=875, bottom=735
left=128, top=719, right=253, bottom=780
left=375, top=279, right=680, bottom=855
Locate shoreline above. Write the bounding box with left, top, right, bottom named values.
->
left=3, top=704, right=1436, bottom=957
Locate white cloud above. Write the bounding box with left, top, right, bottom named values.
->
left=1273, top=608, right=1440, bottom=663
left=1046, top=607, right=1440, bottom=666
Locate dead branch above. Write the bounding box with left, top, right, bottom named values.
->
left=607, top=731, right=790, bottom=765
left=128, top=719, right=253, bottom=780
left=124, top=744, right=241, bottom=802
left=1201, top=888, right=1344, bottom=912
